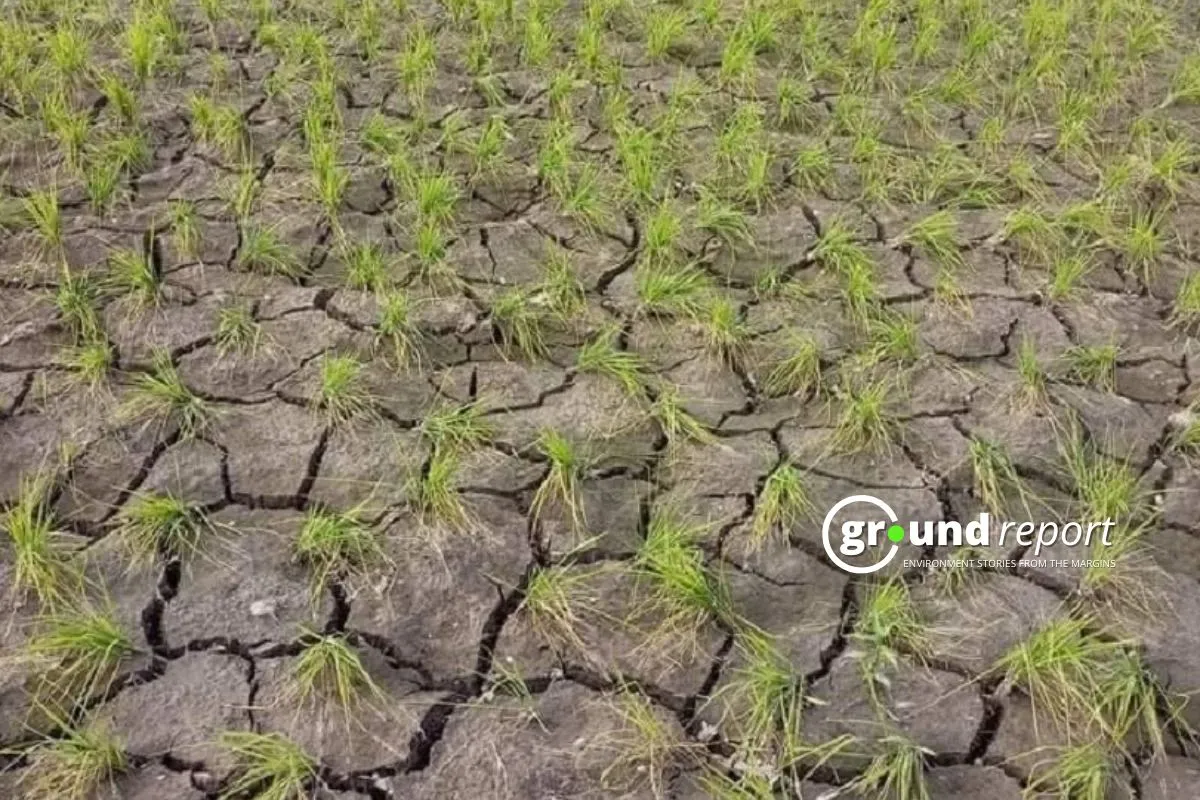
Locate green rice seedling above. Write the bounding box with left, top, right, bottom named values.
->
left=83, top=161, right=122, bottom=214
left=42, top=93, right=90, bottom=171
left=114, top=493, right=217, bottom=568
left=775, top=76, right=813, bottom=129
left=968, top=437, right=1026, bottom=517
left=227, top=165, right=260, bottom=220
left=309, top=141, right=347, bottom=222
left=1171, top=270, right=1200, bottom=328
left=63, top=341, right=115, bottom=393
left=289, top=630, right=384, bottom=710
left=750, top=461, right=814, bottom=548
left=238, top=225, right=300, bottom=277
left=635, top=264, right=710, bottom=318
left=995, top=616, right=1119, bottom=733
left=831, top=379, right=896, bottom=453
left=739, top=150, right=773, bottom=211
left=615, top=123, right=667, bottom=206
left=601, top=691, right=698, bottom=798
left=521, top=10, right=555, bottom=68
left=1092, top=648, right=1165, bottom=753
left=696, top=187, right=753, bottom=249
left=25, top=604, right=138, bottom=708
left=576, top=329, right=649, bottom=397
left=55, top=270, right=103, bottom=344
left=106, top=247, right=159, bottom=306
left=420, top=401, right=493, bottom=453
left=537, top=245, right=586, bottom=319
left=850, top=734, right=932, bottom=800
left=314, top=354, right=374, bottom=424
left=530, top=429, right=590, bottom=532
left=409, top=446, right=470, bottom=530
left=23, top=189, right=63, bottom=254
left=645, top=6, right=688, bottom=61
left=1170, top=53, right=1200, bottom=105
left=792, top=141, right=833, bottom=192
left=718, top=29, right=757, bottom=90
left=410, top=222, right=456, bottom=288
left=764, top=334, right=822, bottom=398
left=1026, top=742, right=1117, bottom=800
left=634, top=508, right=730, bottom=633
left=702, top=296, right=749, bottom=368
left=1061, top=437, right=1141, bottom=524
left=810, top=218, right=871, bottom=276
left=361, top=113, right=408, bottom=157
left=1122, top=209, right=1166, bottom=279
left=294, top=505, right=386, bottom=600
left=1014, top=336, right=1048, bottom=410
left=124, top=351, right=211, bottom=438
left=649, top=384, right=712, bottom=446
left=716, top=631, right=803, bottom=756
left=218, top=731, right=316, bottom=800
left=520, top=565, right=595, bottom=650
left=471, top=114, right=511, bottom=179
left=125, top=11, right=166, bottom=84
left=376, top=289, right=422, bottom=370
left=410, top=169, right=460, bottom=229
left=1048, top=251, right=1092, bottom=301
left=100, top=132, right=151, bottom=174
left=853, top=580, right=928, bottom=705
left=899, top=210, right=962, bottom=268
left=47, top=24, right=90, bottom=83
left=700, top=768, right=777, bottom=799
left=20, top=719, right=126, bottom=800
left=864, top=311, right=919, bottom=365
left=2, top=471, right=80, bottom=607
left=1066, top=343, right=1119, bottom=391
left=1003, top=205, right=1059, bottom=266
left=341, top=242, right=391, bottom=292
left=397, top=22, right=437, bottom=104
left=215, top=302, right=262, bottom=357
left=491, top=289, right=550, bottom=361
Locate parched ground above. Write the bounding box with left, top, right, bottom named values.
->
left=3, top=0, right=1200, bottom=798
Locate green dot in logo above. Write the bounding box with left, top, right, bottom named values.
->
left=886, top=524, right=905, bottom=543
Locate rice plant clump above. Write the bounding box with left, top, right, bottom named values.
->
left=20, top=719, right=127, bottom=800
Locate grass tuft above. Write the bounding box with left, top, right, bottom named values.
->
left=750, top=462, right=814, bottom=549
left=21, top=719, right=127, bottom=800
left=25, top=604, right=138, bottom=709
left=293, top=505, right=387, bottom=601
left=289, top=629, right=383, bottom=711
left=530, top=428, right=590, bottom=533
left=123, top=350, right=211, bottom=438
left=218, top=731, right=316, bottom=800
left=2, top=470, right=81, bottom=607
left=114, top=493, right=218, bottom=568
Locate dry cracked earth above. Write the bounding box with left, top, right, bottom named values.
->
left=4, top=0, right=1200, bottom=798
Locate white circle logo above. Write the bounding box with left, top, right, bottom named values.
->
left=821, top=494, right=901, bottom=575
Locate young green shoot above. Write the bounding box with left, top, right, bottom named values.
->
left=850, top=733, right=932, bottom=800
left=831, top=379, right=897, bottom=453
left=968, top=437, right=1026, bottom=517
left=376, top=289, right=422, bottom=370
left=520, top=565, right=596, bottom=651
left=294, top=505, right=387, bottom=601
left=21, top=719, right=127, bottom=800
left=215, top=302, right=263, bottom=357
left=25, top=604, right=138, bottom=709
left=218, top=731, right=316, bottom=800
left=750, top=462, right=814, bottom=549
left=577, top=328, right=649, bottom=397
left=1066, top=343, right=1119, bottom=391
left=289, top=629, right=384, bottom=711
left=238, top=225, right=300, bottom=277
left=491, top=289, right=550, bottom=361
left=314, top=354, right=374, bottom=425
left=124, top=351, right=211, bottom=438
left=763, top=334, right=823, bottom=398
left=649, top=384, right=713, bottom=446
left=114, top=493, right=218, bottom=568
left=853, top=580, right=928, bottom=706
left=409, top=446, right=470, bottom=531
left=530, top=428, right=590, bottom=533
left=2, top=471, right=81, bottom=607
